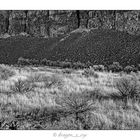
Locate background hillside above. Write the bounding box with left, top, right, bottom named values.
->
left=0, top=10, right=140, bottom=66
left=0, top=28, right=140, bottom=67
left=48, top=29, right=140, bottom=66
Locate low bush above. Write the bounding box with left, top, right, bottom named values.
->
left=60, top=62, right=72, bottom=69
left=62, top=69, right=73, bottom=74
left=82, top=68, right=99, bottom=78
left=17, top=57, right=31, bottom=66
left=55, top=92, right=94, bottom=129
left=86, top=61, right=93, bottom=68
left=0, top=65, right=15, bottom=80
left=92, top=65, right=105, bottom=71
left=10, top=78, right=34, bottom=93
left=27, top=73, right=44, bottom=83
left=29, top=59, right=40, bottom=66
left=43, top=75, right=64, bottom=89
left=124, top=65, right=138, bottom=73
left=72, top=62, right=86, bottom=69
left=115, top=76, right=140, bottom=104
left=40, top=58, right=48, bottom=65
left=108, top=62, right=123, bottom=73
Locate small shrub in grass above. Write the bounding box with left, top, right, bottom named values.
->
left=72, top=62, right=86, bottom=69
left=115, top=77, right=140, bottom=105
left=60, top=61, right=72, bottom=68
left=62, top=69, right=73, bottom=74
left=17, top=57, right=31, bottom=66
left=92, top=65, right=105, bottom=72
left=0, top=65, right=15, bottom=80
left=42, top=60, right=57, bottom=67
left=124, top=65, right=137, bottom=74
left=43, top=75, right=64, bottom=89
left=29, top=59, right=40, bottom=66
left=82, top=68, right=99, bottom=78
left=92, top=65, right=99, bottom=71
left=86, top=61, right=93, bottom=68
left=10, top=79, right=34, bottom=93
left=92, top=65, right=106, bottom=71
left=27, top=73, right=63, bottom=89
left=131, top=65, right=138, bottom=73
left=40, top=58, right=48, bottom=65
left=108, top=62, right=123, bottom=73
left=27, top=73, right=45, bottom=83
left=55, top=92, right=94, bottom=129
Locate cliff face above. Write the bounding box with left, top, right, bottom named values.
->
left=0, top=10, right=140, bottom=37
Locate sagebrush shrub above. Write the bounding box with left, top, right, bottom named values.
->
left=60, top=62, right=72, bottom=68
left=108, top=62, right=123, bottom=73
left=62, top=69, right=73, bottom=74
left=27, top=73, right=45, bottom=83
left=29, top=59, right=40, bottom=65
left=40, top=58, right=48, bottom=65
left=92, top=65, right=105, bottom=71
left=10, top=78, right=34, bottom=93
left=43, top=75, right=63, bottom=89
left=124, top=65, right=137, bottom=73
left=55, top=92, right=94, bottom=129
left=72, top=62, right=86, bottom=69
left=27, top=73, right=63, bottom=89
left=82, top=68, right=99, bottom=78
left=116, top=77, right=140, bottom=103
left=17, top=57, right=31, bottom=66
left=0, top=65, right=15, bottom=80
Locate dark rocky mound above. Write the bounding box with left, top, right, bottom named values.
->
left=0, top=36, right=61, bottom=64
left=48, top=29, right=140, bottom=66
left=0, top=29, right=140, bottom=66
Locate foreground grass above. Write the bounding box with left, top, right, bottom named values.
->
left=0, top=65, right=140, bottom=130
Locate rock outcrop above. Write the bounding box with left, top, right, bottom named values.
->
left=0, top=10, right=140, bottom=37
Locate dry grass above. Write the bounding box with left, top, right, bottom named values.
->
left=0, top=66, right=140, bottom=129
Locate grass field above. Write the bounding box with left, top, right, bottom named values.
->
left=0, top=64, right=140, bottom=130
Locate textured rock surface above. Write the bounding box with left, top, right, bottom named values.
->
left=0, top=10, right=140, bottom=37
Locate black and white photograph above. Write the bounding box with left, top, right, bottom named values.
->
left=1, top=1, right=140, bottom=134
